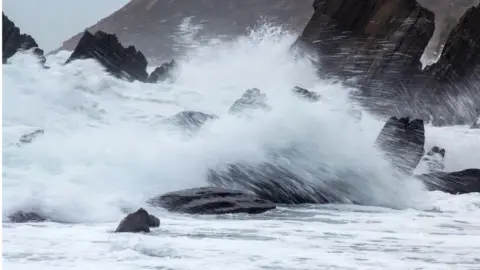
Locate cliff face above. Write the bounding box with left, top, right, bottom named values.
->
left=3, top=12, right=44, bottom=63
left=297, top=0, right=480, bottom=126
left=418, top=0, right=480, bottom=60
left=53, top=0, right=313, bottom=62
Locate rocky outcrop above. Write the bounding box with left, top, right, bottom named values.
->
left=53, top=0, right=313, bottom=60
left=292, top=86, right=321, bottom=102
left=418, top=168, right=480, bottom=194
left=228, top=88, right=269, bottom=114
left=425, top=4, right=480, bottom=84
left=115, top=208, right=160, bottom=233
left=147, top=187, right=276, bottom=215
left=162, top=111, right=218, bottom=132
left=296, top=0, right=435, bottom=85
left=147, top=60, right=177, bottom=83
left=296, top=1, right=480, bottom=126
left=3, top=13, right=45, bottom=64
left=65, top=30, right=149, bottom=82
left=374, top=117, right=425, bottom=175
left=7, top=211, right=47, bottom=223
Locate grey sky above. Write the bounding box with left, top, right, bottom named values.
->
left=3, top=0, right=130, bottom=52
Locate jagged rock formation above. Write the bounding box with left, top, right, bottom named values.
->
left=52, top=0, right=313, bottom=61
left=295, top=0, right=435, bottom=85
left=296, top=0, right=480, bottom=126
left=65, top=30, right=149, bottom=82
left=3, top=13, right=45, bottom=64
left=425, top=4, right=480, bottom=84
left=147, top=60, right=177, bottom=83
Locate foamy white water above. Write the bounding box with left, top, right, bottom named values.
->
left=3, top=25, right=480, bottom=269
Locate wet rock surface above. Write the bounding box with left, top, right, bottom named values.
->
left=115, top=208, right=160, bottom=233
left=147, top=187, right=276, bottom=215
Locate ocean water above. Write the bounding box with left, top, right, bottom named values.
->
left=3, top=25, right=480, bottom=270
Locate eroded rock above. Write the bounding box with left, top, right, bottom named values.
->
left=3, top=13, right=45, bottom=64
left=147, top=60, right=177, bottom=83
left=229, top=88, right=269, bottom=114
left=65, top=30, right=149, bottom=82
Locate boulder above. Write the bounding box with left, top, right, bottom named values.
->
left=417, top=168, right=480, bottom=194
left=228, top=88, right=269, bottom=114
left=65, top=30, right=148, bottom=82
left=374, top=116, right=425, bottom=174
left=115, top=208, right=160, bottom=233
left=162, top=111, right=218, bottom=132
left=147, top=60, right=177, bottom=83
left=147, top=187, right=276, bottom=215
left=3, top=13, right=45, bottom=64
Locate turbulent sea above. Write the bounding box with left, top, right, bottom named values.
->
left=3, top=25, right=480, bottom=269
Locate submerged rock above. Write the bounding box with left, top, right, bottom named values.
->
left=147, top=187, right=276, bottom=215
left=3, top=13, right=45, bottom=64
left=229, top=88, right=269, bottom=114
left=8, top=211, right=47, bottom=223
left=115, top=208, right=160, bottom=233
left=65, top=30, right=149, bottom=82
left=147, top=60, right=177, bottom=83
left=374, top=116, right=425, bottom=175
left=17, top=129, right=44, bottom=146
left=418, top=168, right=480, bottom=194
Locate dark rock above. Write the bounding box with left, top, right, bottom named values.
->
left=17, top=129, right=44, bottom=146
left=8, top=211, right=47, bottom=223
left=3, top=13, right=45, bottom=64
left=418, top=146, right=446, bottom=173
left=374, top=116, right=425, bottom=175
left=65, top=30, right=148, bottom=82
left=147, top=187, right=276, bottom=215
left=292, top=86, right=321, bottom=102
left=162, top=111, right=218, bottom=132
left=425, top=4, right=480, bottom=84
left=295, top=0, right=435, bottom=84
left=417, top=168, right=480, bottom=194
left=115, top=208, right=160, bottom=233
left=147, top=60, right=177, bottom=83
left=228, top=88, right=269, bottom=114
left=470, top=108, right=480, bottom=129
left=208, top=163, right=333, bottom=204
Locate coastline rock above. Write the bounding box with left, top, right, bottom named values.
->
left=418, top=168, right=480, bottom=194
left=147, top=60, right=177, bottom=83
left=425, top=4, right=480, bottom=84
left=229, top=88, right=269, bottom=114
left=374, top=117, right=425, bottom=174
left=292, top=86, right=321, bottom=102
left=162, top=111, right=218, bottom=132
left=295, top=0, right=435, bottom=84
left=147, top=187, right=276, bottom=215
left=3, top=13, right=45, bottom=64
left=65, top=30, right=148, bottom=82
left=115, top=208, right=160, bottom=233
left=8, top=211, right=47, bottom=223
left=415, top=146, right=446, bottom=174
